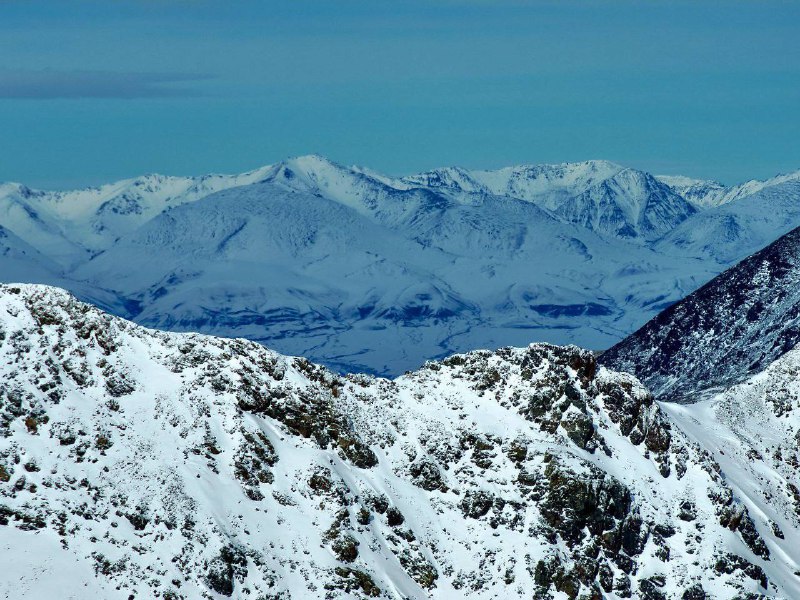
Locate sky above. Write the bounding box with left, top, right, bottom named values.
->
left=0, top=0, right=798, bottom=189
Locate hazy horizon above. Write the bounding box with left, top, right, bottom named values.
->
left=1, top=0, right=798, bottom=188
left=3, top=153, right=799, bottom=192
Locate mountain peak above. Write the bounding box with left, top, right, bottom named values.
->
left=284, top=153, right=342, bottom=169
left=265, top=154, right=354, bottom=188
left=500, top=158, right=625, bottom=177
left=401, top=166, right=485, bottom=193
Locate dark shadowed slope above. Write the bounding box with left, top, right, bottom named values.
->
left=601, top=226, right=800, bottom=401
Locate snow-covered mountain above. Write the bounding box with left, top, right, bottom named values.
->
left=658, top=169, right=800, bottom=209
left=1, top=284, right=797, bottom=599
left=0, top=156, right=799, bottom=375
left=402, top=160, right=624, bottom=203
left=655, top=176, right=730, bottom=209
left=655, top=179, right=800, bottom=264
left=67, top=177, right=715, bottom=375
left=0, top=166, right=274, bottom=261
left=403, top=161, right=694, bottom=240
left=601, top=226, right=800, bottom=402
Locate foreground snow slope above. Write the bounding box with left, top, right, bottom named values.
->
left=663, top=345, right=800, bottom=594
left=1, top=156, right=799, bottom=375
left=0, top=284, right=797, bottom=599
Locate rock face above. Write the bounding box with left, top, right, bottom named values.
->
left=601, top=226, right=800, bottom=402
left=550, top=168, right=696, bottom=241
left=0, top=284, right=796, bottom=598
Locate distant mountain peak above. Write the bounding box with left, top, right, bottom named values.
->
left=498, top=158, right=625, bottom=178
left=401, top=166, right=486, bottom=193
left=265, top=154, right=373, bottom=188
left=283, top=152, right=343, bottom=170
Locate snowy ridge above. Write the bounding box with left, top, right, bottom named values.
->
left=1, top=284, right=797, bottom=599
left=657, top=169, right=800, bottom=209
left=401, top=161, right=690, bottom=240
left=655, top=178, right=800, bottom=264
left=0, top=165, right=275, bottom=258
left=449, top=160, right=626, bottom=206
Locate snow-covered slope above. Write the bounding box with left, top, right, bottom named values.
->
left=663, top=344, right=800, bottom=594
left=657, top=169, right=800, bottom=209
left=0, top=184, right=89, bottom=268
left=0, top=224, right=66, bottom=284
left=655, top=179, right=800, bottom=264
left=1, top=156, right=799, bottom=375
left=1, top=284, right=796, bottom=599
left=601, top=226, right=800, bottom=401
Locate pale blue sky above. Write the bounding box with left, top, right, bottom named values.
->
left=1, top=0, right=798, bottom=188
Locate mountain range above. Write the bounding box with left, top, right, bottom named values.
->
left=2, top=156, right=800, bottom=375
left=4, top=153, right=800, bottom=600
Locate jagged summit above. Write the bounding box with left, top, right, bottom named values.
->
left=410, top=159, right=625, bottom=202
left=400, top=160, right=692, bottom=240
left=401, top=166, right=486, bottom=193
left=552, top=167, right=696, bottom=240
left=401, top=160, right=625, bottom=194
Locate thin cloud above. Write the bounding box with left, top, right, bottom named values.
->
left=0, top=69, right=213, bottom=99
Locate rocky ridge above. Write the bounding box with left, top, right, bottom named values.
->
left=601, top=226, right=800, bottom=402
left=0, top=284, right=797, bottom=598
